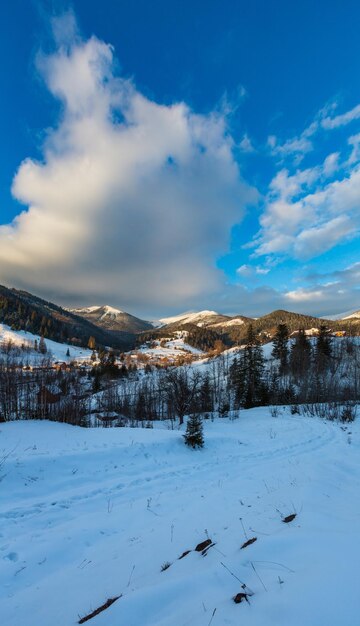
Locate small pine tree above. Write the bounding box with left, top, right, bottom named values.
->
left=92, top=371, right=101, bottom=393
left=66, top=348, right=70, bottom=357
left=184, top=414, right=204, bottom=449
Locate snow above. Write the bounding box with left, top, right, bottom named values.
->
left=326, top=308, right=360, bottom=320
left=158, top=310, right=219, bottom=327
left=304, top=327, right=320, bottom=335
left=1, top=410, right=359, bottom=626
left=72, top=305, right=125, bottom=317
left=343, top=310, right=360, bottom=320
left=0, top=323, right=93, bottom=364
left=138, top=336, right=204, bottom=359
left=211, top=318, right=245, bottom=327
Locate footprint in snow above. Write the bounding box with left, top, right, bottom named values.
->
left=4, top=552, right=18, bottom=562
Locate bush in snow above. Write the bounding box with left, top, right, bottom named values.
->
left=340, top=402, right=357, bottom=423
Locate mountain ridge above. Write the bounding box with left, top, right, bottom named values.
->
left=70, top=304, right=153, bottom=334
left=0, top=286, right=134, bottom=351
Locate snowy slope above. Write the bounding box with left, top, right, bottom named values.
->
left=0, top=323, right=92, bottom=363
left=155, top=312, right=252, bottom=329
left=72, top=305, right=125, bottom=317
left=158, top=310, right=220, bottom=326
left=138, top=336, right=204, bottom=359
left=211, top=317, right=245, bottom=328
left=1, top=411, right=359, bottom=626
left=343, top=309, right=360, bottom=320
left=327, top=308, right=360, bottom=320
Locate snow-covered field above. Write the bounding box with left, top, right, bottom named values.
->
left=137, top=335, right=204, bottom=360
left=0, top=323, right=93, bottom=364
left=1, top=411, right=359, bottom=625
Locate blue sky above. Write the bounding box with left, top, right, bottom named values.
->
left=0, top=1, right=360, bottom=317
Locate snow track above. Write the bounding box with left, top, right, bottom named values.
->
left=1, top=410, right=359, bottom=626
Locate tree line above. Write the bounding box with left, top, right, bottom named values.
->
left=1, top=323, right=359, bottom=426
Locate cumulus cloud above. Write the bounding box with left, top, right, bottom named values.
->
left=285, top=287, right=325, bottom=302
left=251, top=151, right=360, bottom=260
left=0, top=14, right=256, bottom=312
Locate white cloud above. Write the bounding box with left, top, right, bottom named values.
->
left=0, top=16, right=256, bottom=311
left=239, top=133, right=255, bottom=153
left=322, top=103, right=360, bottom=129
left=294, top=215, right=355, bottom=258
left=236, top=264, right=252, bottom=277
left=252, top=149, right=360, bottom=260
left=236, top=264, right=270, bottom=277
left=347, top=133, right=360, bottom=164
left=267, top=101, right=357, bottom=163
left=323, top=152, right=340, bottom=176
left=285, top=287, right=324, bottom=302
left=268, top=118, right=319, bottom=163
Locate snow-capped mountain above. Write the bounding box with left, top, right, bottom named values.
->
left=0, top=284, right=132, bottom=350
left=156, top=310, right=253, bottom=329
left=158, top=310, right=223, bottom=327
left=326, top=309, right=360, bottom=321
left=71, top=305, right=153, bottom=334
left=343, top=309, right=360, bottom=320
left=73, top=305, right=125, bottom=320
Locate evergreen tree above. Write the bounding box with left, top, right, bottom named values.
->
left=229, top=355, right=246, bottom=408
left=199, top=374, right=213, bottom=413
left=92, top=371, right=101, bottom=393
left=315, top=325, right=332, bottom=371
left=135, top=390, right=146, bottom=421
left=272, top=323, right=289, bottom=373
left=243, top=325, right=266, bottom=408
left=184, top=414, right=204, bottom=448
left=290, top=329, right=311, bottom=378
left=39, top=336, right=47, bottom=354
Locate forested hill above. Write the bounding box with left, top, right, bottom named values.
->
left=0, top=285, right=134, bottom=350
left=138, top=308, right=360, bottom=352
left=225, top=309, right=360, bottom=343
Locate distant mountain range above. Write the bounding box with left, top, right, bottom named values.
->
left=139, top=307, right=360, bottom=347
left=1, top=283, right=359, bottom=351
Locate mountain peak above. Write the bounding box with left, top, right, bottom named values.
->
left=71, top=304, right=152, bottom=334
